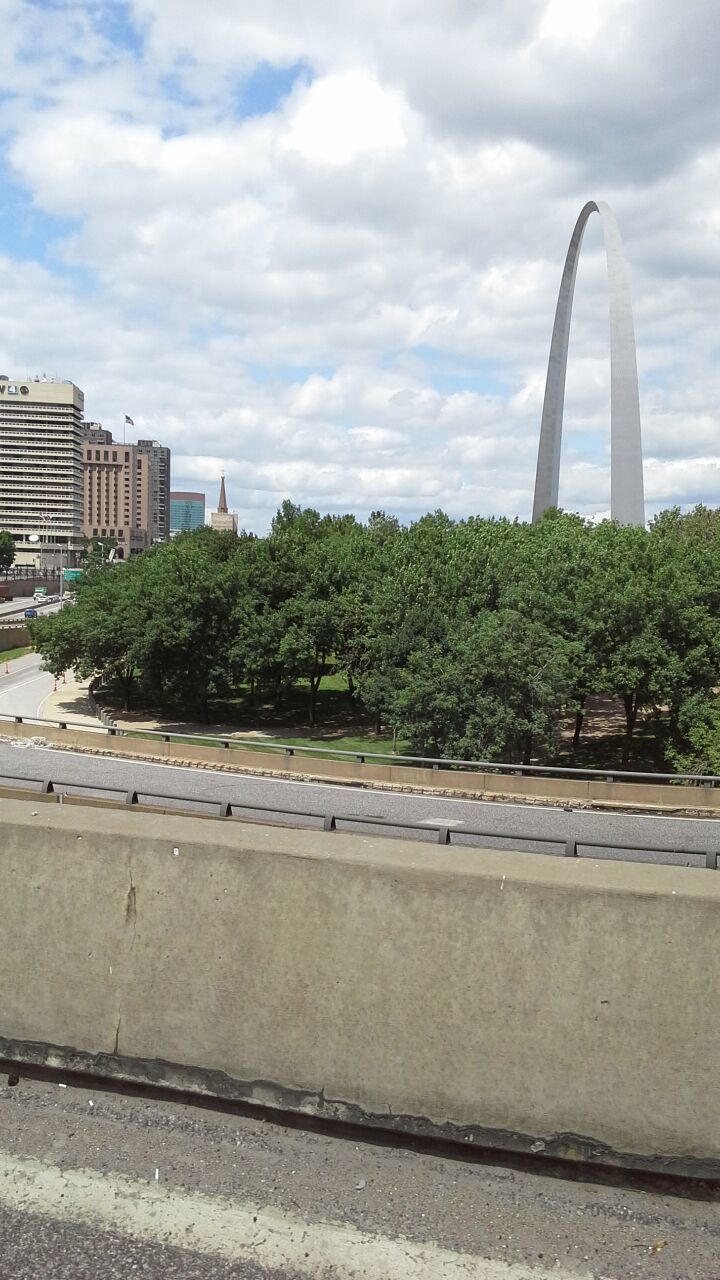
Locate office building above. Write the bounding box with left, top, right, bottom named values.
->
left=137, top=439, right=170, bottom=543
left=0, top=376, right=85, bottom=566
left=170, top=491, right=205, bottom=535
left=83, top=430, right=150, bottom=558
left=210, top=475, right=238, bottom=534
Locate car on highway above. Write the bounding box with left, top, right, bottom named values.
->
left=23, top=608, right=37, bottom=619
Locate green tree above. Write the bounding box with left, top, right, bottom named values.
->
left=392, top=610, right=570, bottom=763
left=0, top=530, right=15, bottom=571
left=30, top=558, right=144, bottom=708
left=583, top=522, right=719, bottom=764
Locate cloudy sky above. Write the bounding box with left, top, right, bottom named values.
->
left=1, top=0, right=719, bottom=530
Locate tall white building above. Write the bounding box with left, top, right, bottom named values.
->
left=0, top=376, right=85, bottom=566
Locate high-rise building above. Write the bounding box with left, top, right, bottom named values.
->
left=210, top=475, right=238, bottom=534
left=82, top=429, right=150, bottom=558
left=170, top=491, right=205, bottom=535
left=137, top=439, right=171, bottom=543
left=0, top=376, right=85, bottom=566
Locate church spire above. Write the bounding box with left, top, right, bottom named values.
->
left=218, top=472, right=228, bottom=513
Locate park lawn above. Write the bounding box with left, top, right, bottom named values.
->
left=248, top=729, right=399, bottom=758
left=0, top=645, right=32, bottom=663
left=127, top=727, right=400, bottom=760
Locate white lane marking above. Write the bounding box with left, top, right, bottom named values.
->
left=0, top=673, right=48, bottom=697
left=2, top=744, right=719, bottom=825
left=0, top=1152, right=596, bottom=1280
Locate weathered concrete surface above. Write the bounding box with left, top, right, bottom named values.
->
left=0, top=626, right=28, bottom=652
left=0, top=799, right=718, bottom=1176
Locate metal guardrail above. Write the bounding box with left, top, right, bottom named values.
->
left=0, top=772, right=716, bottom=869
left=2, top=707, right=720, bottom=789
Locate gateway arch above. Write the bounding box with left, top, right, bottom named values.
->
left=532, top=200, right=645, bottom=526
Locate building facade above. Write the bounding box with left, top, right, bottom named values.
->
left=82, top=428, right=151, bottom=558
left=0, top=376, right=85, bottom=566
left=210, top=475, right=238, bottom=534
left=137, top=439, right=171, bottom=543
left=170, top=491, right=205, bottom=535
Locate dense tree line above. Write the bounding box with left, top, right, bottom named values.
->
left=30, top=502, right=720, bottom=770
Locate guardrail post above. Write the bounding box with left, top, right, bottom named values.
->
left=565, top=838, right=578, bottom=857
left=40, top=780, right=54, bottom=794
left=108, top=727, right=117, bottom=737
left=58, top=722, right=67, bottom=730
left=125, top=790, right=139, bottom=806
left=162, top=734, right=170, bottom=744
left=217, top=802, right=232, bottom=817
left=221, top=740, right=230, bottom=750
left=14, top=716, right=22, bottom=724
left=323, top=814, right=336, bottom=831
left=437, top=826, right=450, bottom=845
left=356, top=754, right=365, bottom=764
left=432, top=763, right=439, bottom=771
left=284, top=747, right=295, bottom=758
left=513, top=769, right=523, bottom=777
left=706, top=851, right=718, bottom=870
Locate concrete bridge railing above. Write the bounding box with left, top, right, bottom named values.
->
left=0, top=798, right=718, bottom=1179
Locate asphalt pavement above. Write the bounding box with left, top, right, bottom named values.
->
left=0, top=1075, right=716, bottom=1279
left=0, top=597, right=61, bottom=620
left=0, top=654, right=54, bottom=720
left=0, top=738, right=719, bottom=868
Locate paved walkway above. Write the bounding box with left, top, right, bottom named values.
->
left=110, top=708, right=273, bottom=738
left=39, top=668, right=103, bottom=728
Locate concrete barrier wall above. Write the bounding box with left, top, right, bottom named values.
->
left=0, top=626, right=29, bottom=652
left=2, top=715, right=719, bottom=812
left=0, top=798, right=718, bottom=1177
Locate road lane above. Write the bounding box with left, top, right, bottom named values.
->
left=0, top=740, right=717, bottom=867
left=0, top=655, right=53, bottom=720
left=0, top=1076, right=716, bottom=1280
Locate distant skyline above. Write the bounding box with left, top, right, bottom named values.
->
left=1, top=0, right=720, bottom=531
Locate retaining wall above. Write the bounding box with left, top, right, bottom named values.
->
left=0, top=626, right=29, bottom=652
left=0, top=798, right=718, bottom=1177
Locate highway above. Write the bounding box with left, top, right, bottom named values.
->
left=0, top=735, right=719, bottom=867
left=0, top=654, right=718, bottom=865
left=0, top=596, right=62, bottom=620
left=0, top=1074, right=716, bottom=1279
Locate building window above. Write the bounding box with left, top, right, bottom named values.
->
left=112, top=452, right=117, bottom=461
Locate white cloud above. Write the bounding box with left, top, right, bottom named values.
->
left=0, top=0, right=719, bottom=531
left=283, top=71, right=407, bottom=165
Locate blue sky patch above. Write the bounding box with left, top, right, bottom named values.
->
left=234, top=62, right=312, bottom=119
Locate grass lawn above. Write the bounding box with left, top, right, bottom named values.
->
left=0, top=645, right=32, bottom=663
left=246, top=730, right=399, bottom=759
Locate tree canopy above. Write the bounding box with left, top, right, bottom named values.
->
left=29, top=504, right=720, bottom=768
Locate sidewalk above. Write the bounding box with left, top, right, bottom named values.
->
left=40, top=669, right=104, bottom=729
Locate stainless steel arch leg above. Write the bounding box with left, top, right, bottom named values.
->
left=532, top=201, right=645, bottom=527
